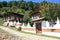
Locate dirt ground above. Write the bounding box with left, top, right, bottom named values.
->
left=0, top=26, right=59, bottom=40
left=0, top=29, right=20, bottom=40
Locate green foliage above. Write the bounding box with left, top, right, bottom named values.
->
left=0, top=0, right=40, bottom=18
left=0, top=0, right=60, bottom=23
left=0, top=18, right=3, bottom=25
left=40, top=1, right=60, bottom=21
left=23, top=11, right=30, bottom=24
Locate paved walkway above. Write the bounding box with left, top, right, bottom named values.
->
left=0, top=26, right=59, bottom=40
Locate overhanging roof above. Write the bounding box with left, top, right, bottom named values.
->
left=31, top=17, right=45, bottom=22
left=3, top=12, right=24, bottom=16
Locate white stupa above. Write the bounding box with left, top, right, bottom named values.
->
left=15, top=21, right=20, bottom=29
left=46, top=21, right=49, bottom=28
left=54, top=17, right=60, bottom=29
left=26, top=22, right=31, bottom=27
left=21, top=23, right=25, bottom=28
left=33, top=22, right=36, bottom=27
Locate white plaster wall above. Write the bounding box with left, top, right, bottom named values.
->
left=9, top=21, right=14, bottom=26
left=15, top=22, right=21, bottom=29
left=42, top=21, right=50, bottom=28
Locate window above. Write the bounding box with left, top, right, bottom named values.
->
left=33, top=13, right=40, bottom=19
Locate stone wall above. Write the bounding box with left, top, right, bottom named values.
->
left=42, top=28, right=60, bottom=32
left=21, top=27, right=60, bottom=33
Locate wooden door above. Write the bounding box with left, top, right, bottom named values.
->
left=36, top=23, right=42, bottom=34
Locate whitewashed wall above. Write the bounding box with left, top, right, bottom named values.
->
left=42, top=20, right=50, bottom=28
left=42, top=18, right=60, bottom=29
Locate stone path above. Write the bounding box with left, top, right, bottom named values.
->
left=0, top=26, right=59, bottom=40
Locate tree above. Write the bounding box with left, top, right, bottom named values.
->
left=2, top=1, right=7, bottom=7
left=23, top=11, right=30, bottom=24
left=39, top=1, right=58, bottom=21
left=0, top=2, right=3, bottom=8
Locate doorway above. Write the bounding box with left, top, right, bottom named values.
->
left=36, top=23, right=42, bottom=34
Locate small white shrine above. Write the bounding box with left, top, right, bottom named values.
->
left=33, top=22, right=36, bottom=27
left=21, top=23, right=25, bottom=27
left=26, top=22, right=31, bottom=27
left=15, top=21, right=21, bottom=29
left=54, top=17, right=60, bottom=29
left=46, top=21, right=50, bottom=28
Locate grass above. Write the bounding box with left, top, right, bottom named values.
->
left=8, top=26, right=37, bottom=35
left=7, top=26, right=60, bottom=39
left=0, top=28, right=8, bottom=33
left=0, top=18, right=4, bottom=26
left=8, top=26, right=18, bottom=31
left=0, top=28, right=22, bottom=40
left=41, top=34, right=60, bottom=39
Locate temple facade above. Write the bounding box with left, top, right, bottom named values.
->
left=3, top=12, right=23, bottom=27
left=30, top=9, right=60, bottom=35
left=3, top=11, right=60, bottom=36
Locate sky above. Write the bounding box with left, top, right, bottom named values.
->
left=0, top=0, right=60, bottom=3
